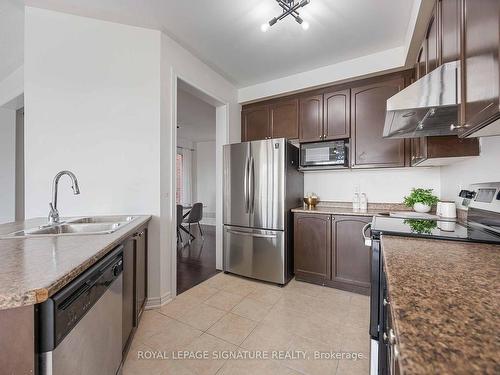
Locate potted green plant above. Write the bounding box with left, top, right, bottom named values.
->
left=403, top=188, right=439, bottom=213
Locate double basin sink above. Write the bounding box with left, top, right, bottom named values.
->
left=4, top=215, right=137, bottom=238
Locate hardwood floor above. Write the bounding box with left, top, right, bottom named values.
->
left=177, top=224, right=219, bottom=295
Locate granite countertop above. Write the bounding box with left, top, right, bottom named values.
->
left=291, top=201, right=411, bottom=217
left=382, top=235, right=500, bottom=374
left=0, top=215, right=151, bottom=311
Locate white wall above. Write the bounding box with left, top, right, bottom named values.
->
left=440, top=136, right=500, bottom=205
left=24, top=7, right=162, bottom=298
left=0, top=65, right=23, bottom=108
left=0, top=107, right=16, bottom=223
left=195, top=141, right=216, bottom=225
left=304, top=167, right=441, bottom=204
left=238, top=47, right=405, bottom=103
left=23, top=7, right=239, bottom=307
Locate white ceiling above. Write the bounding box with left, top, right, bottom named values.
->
left=177, top=83, right=216, bottom=143
left=22, top=0, right=416, bottom=87
left=0, top=0, right=24, bottom=82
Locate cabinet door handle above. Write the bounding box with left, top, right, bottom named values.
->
left=393, top=345, right=399, bottom=359
left=388, top=329, right=396, bottom=344
left=362, top=223, right=372, bottom=246
left=133, top=231, right=144, bottom=239
left=450, top=124, right=467, bottom=131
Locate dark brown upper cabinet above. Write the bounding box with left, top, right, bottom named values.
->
left=426, top=4, right=439, bottom=73
left=351, top=76, right=407, bottom=168
left=293, top=213, right=331, bottom=282
left=459, top=0, right=500, bottom=137
left=410, top=0, right=480, bottom=162
left=323, top=89, right=351, bottom=140
left=410, top=137, right=427, bottom=166
left=299, top=94, right=324, bottom=142
left=270, top=99, right=299, bottom=139
left=415, top=45, right=427, bottom=80
left=241, top=105, right=270, bottom=142
left=331, top=215, right=371, bottom=295
left=411, top=135, right=479, bottom=166
left=440, top=0, right=460, bottom=64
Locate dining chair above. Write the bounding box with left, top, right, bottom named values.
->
left=183, top=202, right=203, bottom=243
left=176, top=204, right=185, bottom=246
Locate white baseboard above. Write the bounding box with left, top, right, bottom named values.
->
left=145, top=292, right=172, bottom=310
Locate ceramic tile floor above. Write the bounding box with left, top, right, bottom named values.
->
left=123, top=273, right=370, bottom=375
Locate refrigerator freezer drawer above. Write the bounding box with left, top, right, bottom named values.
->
left=223, top=225, right=285, bottom=284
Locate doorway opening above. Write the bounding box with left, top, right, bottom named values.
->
left=0, top=95, right=24, bottom=224
left=175, top=79, right=223, bottom=295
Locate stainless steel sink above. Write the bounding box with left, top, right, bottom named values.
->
left=67, top=215, right=137, bottom=224
left=1, top=216, right=138, bottom=238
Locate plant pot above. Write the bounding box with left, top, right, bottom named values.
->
left=413, top=202, right=431, bottom=213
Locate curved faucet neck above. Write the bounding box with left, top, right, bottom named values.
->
left=49, top=170, right=80, bottom=224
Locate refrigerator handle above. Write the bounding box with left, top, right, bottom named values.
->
left=244, top=156, right=249, bottom=213
left=225, top=228, right=277, bottom=239
left=249, top=156, right=255, bottom=213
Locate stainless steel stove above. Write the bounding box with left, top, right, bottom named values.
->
left=367, top=182, right=500, bottom=375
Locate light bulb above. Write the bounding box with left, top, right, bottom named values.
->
left=261, top=23, right=270, bottom=32
left=302, top=21, right=310, bottom=30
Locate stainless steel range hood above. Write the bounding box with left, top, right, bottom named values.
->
left=383, top=61, right=460, bottom=139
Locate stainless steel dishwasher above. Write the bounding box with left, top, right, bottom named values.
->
left=37, top=245, right=123, bottom=375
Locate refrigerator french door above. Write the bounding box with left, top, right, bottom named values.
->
left=223, top=138, right=302, bottom=284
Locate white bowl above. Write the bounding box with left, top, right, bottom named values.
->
left=413, top=202, right=431, bottom=213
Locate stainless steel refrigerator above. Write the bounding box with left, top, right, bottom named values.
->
left=223, top=138, right=303, bottom=285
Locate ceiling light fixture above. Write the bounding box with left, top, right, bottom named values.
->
left=261, top=0, right=311, bottom=31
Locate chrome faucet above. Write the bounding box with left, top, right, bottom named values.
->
left=48, top=170, right=80, bottom=225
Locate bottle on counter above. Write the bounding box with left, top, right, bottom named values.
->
left=359, top=193, right=368, bottom=211
left=352, top=192, right=360, bottom=211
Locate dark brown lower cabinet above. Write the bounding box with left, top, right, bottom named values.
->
left=293, top=213, right=331, bottom=281
left=294, top=213, right=370, bottom=295
left=0, top=305, right=35, bottom=374
left=134, top=228, right=147, bottom=324
left=330, top=215, right=371, bottom=295
left=122, top=237, right=135, bottom=352
left=122, top=225, right=148, bottom=354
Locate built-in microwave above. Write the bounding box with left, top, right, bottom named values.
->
left=299, top=140, right=349, bottom=170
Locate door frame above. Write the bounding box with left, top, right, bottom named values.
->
left=170, top=70, right=229, bottom=298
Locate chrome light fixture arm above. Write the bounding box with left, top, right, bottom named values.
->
left=263, top=0, right=311, bottom=30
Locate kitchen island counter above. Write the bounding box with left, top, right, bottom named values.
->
left=0, top=215, right=151, bottom=310
left=382, top=235, right=500, bottom=374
